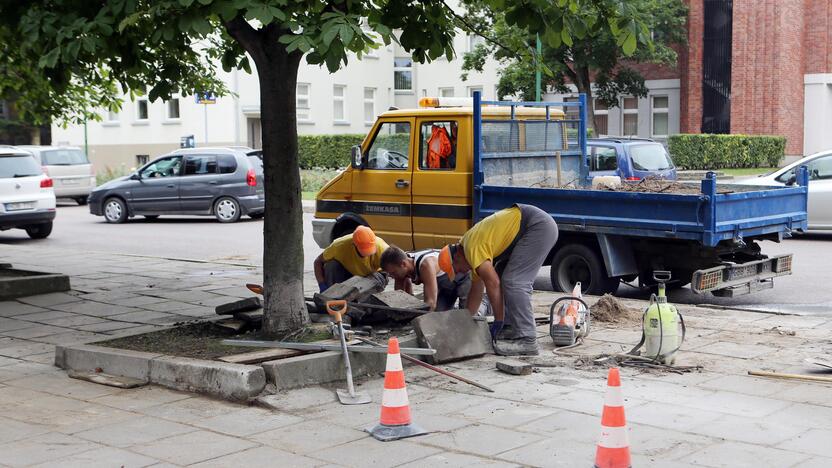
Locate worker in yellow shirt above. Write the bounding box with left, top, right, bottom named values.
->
left=313, top=225, right=389, bottom=292
left=438, top=204, right=558, bottom=356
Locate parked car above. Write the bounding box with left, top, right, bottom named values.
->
left=0, top=146, right=56, bottom=238
left=88, top=147, right=264, bottom=223
left=587, top=137, right=677, bottom=181
left=735, top=150, right=832, bottom=230
left=17, top=145, right=95, bottom=205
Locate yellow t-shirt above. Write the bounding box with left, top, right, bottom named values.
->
left=322, top=234, right=389, bottom=277
left=460, top=206, right=522, bottom=281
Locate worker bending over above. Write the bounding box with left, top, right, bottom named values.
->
left=380, top=246, right=471, bottom=311
left=313, top=225, right=388, bottom=292
left=438, top=204, right=558, bottom=356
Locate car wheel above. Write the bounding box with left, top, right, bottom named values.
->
left=550, top=244, right=619, bottom=295
left=25, top=222, right=53, bottom=239
left=75, top=196, right=88, bottom=206
left=214, top=197, right=241, bottom=223
left=249, top=212, right=264, bottom=219
left=144, top=215, right=160, bottom=220
left=103, top=197, right=128, bottom=224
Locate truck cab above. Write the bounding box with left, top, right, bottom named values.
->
left=312, top=99, right=564, bottom=251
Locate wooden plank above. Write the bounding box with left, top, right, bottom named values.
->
left=68, top=370, right=148, bottom=388
left=219, top=347, right=309, bottom=364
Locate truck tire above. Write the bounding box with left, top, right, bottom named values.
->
left=550, top=244, right=619, bottom=295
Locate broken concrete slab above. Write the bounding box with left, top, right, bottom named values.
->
left=0, top=268, right=70, bottom=300
left=68, top=370, right=148, bottom=388
left=357, top=290, right=430, bottom=323
left=413, top=309, right=493, bottom=364
left=313, top=274, right=387, bottom=311
left=54, top=344, right=160, bottom=382
left=496, top=360, right=533, bottom=376
left=215, top=297, right=261, bottom=316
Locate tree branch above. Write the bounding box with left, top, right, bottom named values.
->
left=224, top=15, right=265, bottom=63
left=439, top=0, right=532, bottom=59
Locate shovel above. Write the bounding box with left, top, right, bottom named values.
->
left=327, top=300, right=371, bottom=405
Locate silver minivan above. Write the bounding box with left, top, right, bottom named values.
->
left=17, top=146, right=95, bottom=205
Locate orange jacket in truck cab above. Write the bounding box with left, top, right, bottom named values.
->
left=311, top=99, right=565, bottom=251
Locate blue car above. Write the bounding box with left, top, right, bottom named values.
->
left=587, top=137, right=677, bottom=181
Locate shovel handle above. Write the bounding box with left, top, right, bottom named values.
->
left=326, top=300, right=347, bottom=322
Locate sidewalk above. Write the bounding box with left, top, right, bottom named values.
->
left=1, top=243, right=831, bottom=467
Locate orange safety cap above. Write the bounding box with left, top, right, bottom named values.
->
left=352, top=225, right=378, bottom=257
left=438, top=244, right=456, bottom=280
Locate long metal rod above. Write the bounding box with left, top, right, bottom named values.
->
left=304, top=297, right=429, bottom=316
left=355, top=337, right=494, bottom=393
left=221, top=339, right=436, bottom=356
left=336, top=319, right=356, bottom=396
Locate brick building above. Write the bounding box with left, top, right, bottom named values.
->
left=555, top=0, right=832, bottom=157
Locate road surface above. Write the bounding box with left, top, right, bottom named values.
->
left=1, top=201, right=829, bottom=315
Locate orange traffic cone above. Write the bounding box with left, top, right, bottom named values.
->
left=366, top=337, right=428, bottom=442
left=594, top=367, right=631, bottom=468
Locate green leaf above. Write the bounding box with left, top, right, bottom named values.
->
left=321, top=25, right=339, bottom=47
left=561, top=28, right=572, bottom=47
left=622, top=32, right=636, bottom=55
left=340, top=24, right=354, bottom=45
left=179, top=0, right=196, bottom=6
left=38, top=47, right=60, bottom=68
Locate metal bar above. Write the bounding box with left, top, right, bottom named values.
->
left=221, top=339, right=437, bottom=356
left=304, top=297, right=429, bottom=316
left=473, top=90, right=483, bottom=222
left=355, top=337, right=494, bottom=393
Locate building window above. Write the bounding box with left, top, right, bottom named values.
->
left=297, top=83, right=311, bottom=121
left=106, top=109, right=119, bottom=123
left=622, top=96, right=638, bottom=136
left=166, top=96, right=181, bottom=120
left=136, top=154, right=149, bottom=166
left=135, top=98, right=149, bottom=121
left=394, top=58, right=413, bottom=92
left=594, top=99, right=608, bottom=136
left=563, top=96, right=580, bottom=122
left=467, top=86, right=484, bottom=97
left=651, top=95, right=669, bottom=137
left=468, top=34, right=485, bottom=52
left=363, top=88, right=376, bottom=125
left=439, top=87, right=455, bottom=98
left=333, top=85, right=347, bottom=123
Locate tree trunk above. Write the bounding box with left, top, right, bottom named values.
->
left=573, top=66, right=597, bottom=136
left=258, top=53, right=310, bottom=336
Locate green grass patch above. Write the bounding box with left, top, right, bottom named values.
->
left=720, top=167, right=776, bottom=177
left=302, top=191, right=317, bottom=200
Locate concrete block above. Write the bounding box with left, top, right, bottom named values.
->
left=214, top=297, right=261, bottom=315
left=413, top=309, right=493, bottom=364
left=313, top=274, right=386, bottom=310
left=0, top=269, right=70, bottom=300
left=496, top=360, right=532, bottom=375
left=149, top=356, right=266, bottom=401
left=54, top=344, right=159, bottom=381
left=360, top=290, right=429, bottom=323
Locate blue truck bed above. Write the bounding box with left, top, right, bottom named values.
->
left=471, top=92, right=809, bottom=295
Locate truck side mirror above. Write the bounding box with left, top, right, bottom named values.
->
left=351, top=145, right=364, bottom=169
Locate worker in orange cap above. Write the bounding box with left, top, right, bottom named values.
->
left=313, top=225, right=389, bottom=292
left=438, top=204, right=558, bottom=356
left=379, top=245, right=471, bottom=311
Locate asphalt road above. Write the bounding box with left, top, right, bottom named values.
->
left=2, top=201, right=830, bottom=315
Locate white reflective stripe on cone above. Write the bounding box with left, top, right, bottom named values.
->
left=386, top=354, right=403, bottom=372
left=598, top=426, right=629, bottom=449
left=381, top=387, right=409, bottom=408
left=604, top=389, right=624, bottom=407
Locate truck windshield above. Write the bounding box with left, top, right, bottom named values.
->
left=0, top=154, right=42, bottom=178
left=41, top=149, right=89, bottom=165
left=629, top=144, right=674, bottom=171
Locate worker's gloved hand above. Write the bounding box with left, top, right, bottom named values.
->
left=489, top=320, right=504, bottom=340
left=318, top=281, right=329, bottom=293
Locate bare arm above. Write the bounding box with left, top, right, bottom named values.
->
left=466, top=278, right=484, bottom=316
left=394, top=276, right=413, bottom=295
left=476, top=261, right=504, bottom=322
left=313, top=254, right=326, bottom=285
left=420, top=261, right=440, bottom=311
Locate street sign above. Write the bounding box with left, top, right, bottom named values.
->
left=195, top=92, right=216, bottom=105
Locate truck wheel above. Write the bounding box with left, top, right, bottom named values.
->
left=25, top=222, right=53, bottom=239
left=550, top=244, right=619, bottom=295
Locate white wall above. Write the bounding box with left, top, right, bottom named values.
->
left=804, top=74, right=832, bottom=155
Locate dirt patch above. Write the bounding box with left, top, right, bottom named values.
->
left=591, top=294, right=642, bottom=324
left=592, top=177, right=764, bottom=195
left=96, top=322, right=334, bottom=360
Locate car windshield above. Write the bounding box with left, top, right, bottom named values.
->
left=629, top=144, right=674, bottom=171
left=40, top=149, right=89, bottom=165
left=0, top=154, right=42, bottom=178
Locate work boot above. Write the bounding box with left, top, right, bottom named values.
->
left=492, top=337, right=539, bottom=356
left=495, top=325, right=522, bottom=340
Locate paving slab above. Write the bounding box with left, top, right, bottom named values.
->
left=776, top=428, right=832, bottom=458
left=190, top=445, right=327, bottom=468
left=17, top=292, right=83, bottom=308
left=0, top=431, right=101, bottom=467
left=0, top=416, right=51, bottom=444
left=413, top=309, right=493, bottom=364
left=626, top=401, right=724, bottom=431
left=315, top=438, right=441, bottom=468
left=130, top=429, right=258, bottom=465
left=495, top=438, right=597, bottom=467
left=454, top=399, right=559, bottom=429
left=138, top=395, right=242, bottom=423
left=399, top=453, right=520, bottom=467
left=680, top=440, right=810, bottom=468
left=252, top=418, right=366, bottom=454
left=420, top=423, right=542, bottom=457
left=190, top=406, right=303, bottom=437
left=0, top=301, right=50, bottom=317
left=89, top=386, right=192, bottom=412
left=73, top=416, right=195, bottom=448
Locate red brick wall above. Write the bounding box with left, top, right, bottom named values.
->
left=805, top=0, right=832, bottom=74
left=679, top=0, right=703, bottom=133
left=730, top=0, right=805, bottom=154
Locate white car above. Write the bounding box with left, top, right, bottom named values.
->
left=17, top=145, right=95, bottom=205
left=0, top=147, right=56, bottom=239
left=735, top=150, right=832, bottom=230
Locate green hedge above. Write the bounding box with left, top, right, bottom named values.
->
left=667, top=134, right=786, bottom=170
left=298, top=134, right=365, bottom=169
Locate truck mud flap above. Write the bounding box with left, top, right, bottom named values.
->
left=691, top=254, right=793, bottom=296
